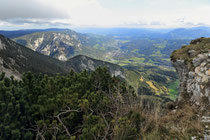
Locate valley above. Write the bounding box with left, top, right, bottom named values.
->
left=1, top=27, right=210, bottom=100
left=1, top=0, right=210, bottom=139
left=0, top=28, right=210, bottom=139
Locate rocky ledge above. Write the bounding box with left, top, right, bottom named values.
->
left=171, top=37, right=210, bottom=106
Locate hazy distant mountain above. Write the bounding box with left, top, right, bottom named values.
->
left=74, top=28, right=168, bottom=40
left=0, top=28, right=68, bottom=38
left=75, top=26, right=210, bottom=40
left=164, top=26, right=210, bottom=39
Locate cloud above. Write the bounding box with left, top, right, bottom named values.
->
left=0, top=0, right=69, bottom=20
left=2, top=18, right=71, bottom=26
left=41, top=0, right=115, bottom=26
left=0, top=0, right=114, bottom=27
left=0, top=0, right=210, bottom=29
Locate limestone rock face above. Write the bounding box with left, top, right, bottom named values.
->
left=171, top=38, right=210, bottom=105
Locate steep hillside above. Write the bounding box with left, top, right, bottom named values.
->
left=0, top=35, right=125, bottom=80
left=171, top=37, right=210, bottom=106
left=0, top=35, right=69, bottom=79
left=67, top=55, right=125, bottom=79
left=13, top=30, right=119, bottom=61
left=124, top=65, right=178, bottom=100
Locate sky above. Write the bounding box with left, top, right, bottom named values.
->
left=0, top=0, right=210, bottom=30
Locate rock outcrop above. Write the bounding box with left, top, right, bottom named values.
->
left=171, top=37, right=210, bottom=106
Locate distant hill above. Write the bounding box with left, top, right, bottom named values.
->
left=0, top=28, right=68, bottom=38
left=75, top=27, right=210, bottom=40
left=74, top=28, right=167, bottom=40
left=164, top=27, right=210, bottom=39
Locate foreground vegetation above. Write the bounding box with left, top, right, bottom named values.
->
left=0, top=68, right=206, bottom=139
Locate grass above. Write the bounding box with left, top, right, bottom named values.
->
left=161, top=58, right=171, bottom=62
left=93, top=44, right=100, bottom=49
left=146, top=81, right=160, bottom=95
left=122, top=98, right=206, bottom=139
left=150, top=51, right=163, bottom=57
left=154, top=42, right=167, bottom=48
left=114, top=57, right=145, bottom=66
left=140, top=77, right=144, bottom=82
left=167, top=80, right=179, bottom=100
left=124, top=69, right=141, bottom=93
left=131, top=49, right=139, bottom=53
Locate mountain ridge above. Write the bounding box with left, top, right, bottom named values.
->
left=13, top=29, right=119, bottom=61
left=0, top=34, right=178, bottom=99
left=0, top=35, right=125, bottom=80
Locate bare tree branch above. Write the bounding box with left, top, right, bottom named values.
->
left=54, top=106, right=81, bottom=138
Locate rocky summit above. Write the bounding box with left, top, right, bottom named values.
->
left=171, top=37, right=210, bottom=106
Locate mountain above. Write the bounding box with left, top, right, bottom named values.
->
left=0, top=34, right=179, bottom=100
left=11, top=28, right=191, bottom=67
left=66, top=55, right=125, bottom=78
left=1, top=27, right=183, bottom=98
left=13, top=29, right=119, bottom=61
left=73, top=28, right=167, bottom=40
left=0, top=35, right=125, bottom=80
left=165, top=27, right=210, bottom=39
left=0, top=34, right=68, bottom=79
left=3, top=27, right=197, bottom=99
left=75, top=27, right=210, bottom=40
left=0, top=28, right=68, bottom=38
left=171, top=37, right=210, bottom=105
left=0, top=37, right=208, bottom=140
left=2, top=27, right=205, bottom=67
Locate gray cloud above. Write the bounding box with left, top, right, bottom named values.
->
left=0, top=0, right=68, bottom=20
left=3, top=18, right=71, bottom=26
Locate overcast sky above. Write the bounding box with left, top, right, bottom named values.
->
left=0, top=0, right=210, bottom=30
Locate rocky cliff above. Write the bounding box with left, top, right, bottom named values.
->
left=171, top=37, right=210, bottom=106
